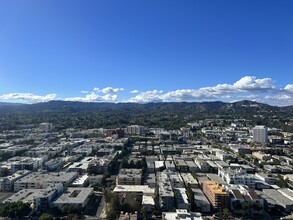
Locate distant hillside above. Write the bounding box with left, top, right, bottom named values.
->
left=0, top=100, right=292, bottom=131
left=0, top=100, right=282, bottom=113
left=0, top=102, right=25, bottom=107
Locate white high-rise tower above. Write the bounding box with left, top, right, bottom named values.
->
left=252, top=125, right=268, bottom=143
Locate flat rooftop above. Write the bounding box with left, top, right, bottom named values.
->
left=114, top=185, right=155, bottom=195
left=15, top=172, right=78, bottom=184
left=53, top=187, right=93, bottom=205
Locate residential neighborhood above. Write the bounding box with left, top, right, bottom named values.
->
left=0, top=119, right=292, bottom=219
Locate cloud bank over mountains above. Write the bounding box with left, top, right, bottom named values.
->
left=0, top=76, right=292, bottom=106
left=0, top=93, right=57, bottom=103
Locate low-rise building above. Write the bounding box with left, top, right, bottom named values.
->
left=116, top=169, right=142, bottom=185
left=8, top=156, right=44, bottom=173
left=255, top=173, right=276, bottom=185
left=45, top=158, right=63, bottom=171
left=218, top=168, right=257, bottom=188
left=175, top=160, right=188, bottom=172
left=88, top=175, right=103, bottom=186
left=4, top=183, right=63, bottom=211
left=185, top=161, right=198, bottom=173
left=14, top=171, right=78, bottom=191
left=180, top=173, right=198, bottom=188
left=192, top=188, right=211, bottom=213
left=162, top=209, right=202, bottom=220
left=252, top=152, right=271, bottom=161
left=229, top=185, right=264, bottom=214
left=261, top=189, right=293, bottom=213
left=157, top=171, right=175, bottom=211
left=146, top=161, right=155, bottom=173
left=165, top=160, right=176, bottom=172
left=53, top=187, right=94, bottom=209
left=71, top=174, right=89, bottom=187
left=0, top=170, right=31, bottom=192
left=174, top=188, right=190, bottom=209
left=113, top=185, right=155, bottom=212
left=144, top=173, right=156, bottom=188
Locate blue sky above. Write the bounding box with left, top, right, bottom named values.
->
left=0, top=0, right=292, bottom=105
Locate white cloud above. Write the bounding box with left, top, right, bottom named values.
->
left=65, top=93, right=117, bottom=102
left=93, top=87, right=100, bottom=92
left=284, top=84, right=293, bottom=93
left=130, top=90, right=140, bottom=94
left=237, top=95, right=258, bottom=99
left=264, top=94, right=293, bottom=106
left=127, top=90, right=163, bottom=103
left=233, top=76, right=275, bottom=91
left=0, top=93, right=57, bottom=103
left=101, top=87, right=124, bottom=93
left=93, top=87, right=124, bottom=94
left=265, top=94, right=292, bottom=100
left=5, top=76, right=287, bottom=105
left=125, top=76, right=282, bottom=103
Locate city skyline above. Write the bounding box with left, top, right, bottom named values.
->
left=0, top=1, right=292, bottom=106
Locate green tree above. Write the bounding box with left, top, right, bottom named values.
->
left=61, top=205, right=82, bottom=215
left=141, top=207, right=147, bottom=220
left=39, top=213, right=55, bottom=220
left=106, top=194, right=120, bottom=220
left=0, top=201, right=31, bottom=218
left=129, top=160, right=135, bottom=168
left=219, top=208, right=231, bottom=220
left=104, top=190, right=113, bottom=203
left=128, top=199, right=140, bottom=212
left=0, top=168, right=9, bottom=177
left=66, top=214, right=84, bottom=220
left=135, top=160, right=142, bottom=169
left=141, top=157, right=147, bottom=174
left=276, top=176, right=289, bottom=188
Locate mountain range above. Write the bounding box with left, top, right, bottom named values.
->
left=0, top=100, right=292, bottom=132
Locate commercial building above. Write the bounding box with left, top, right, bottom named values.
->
left=203, top=180, right=228, bottom=211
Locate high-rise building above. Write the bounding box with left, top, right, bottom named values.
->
left=203, top=180, right=228, bottom=211
left=39, top=123, right=53, bottom=132
left=252, top=125, right=268, bottom=143
left=126, top=125, right=145, bottom=136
